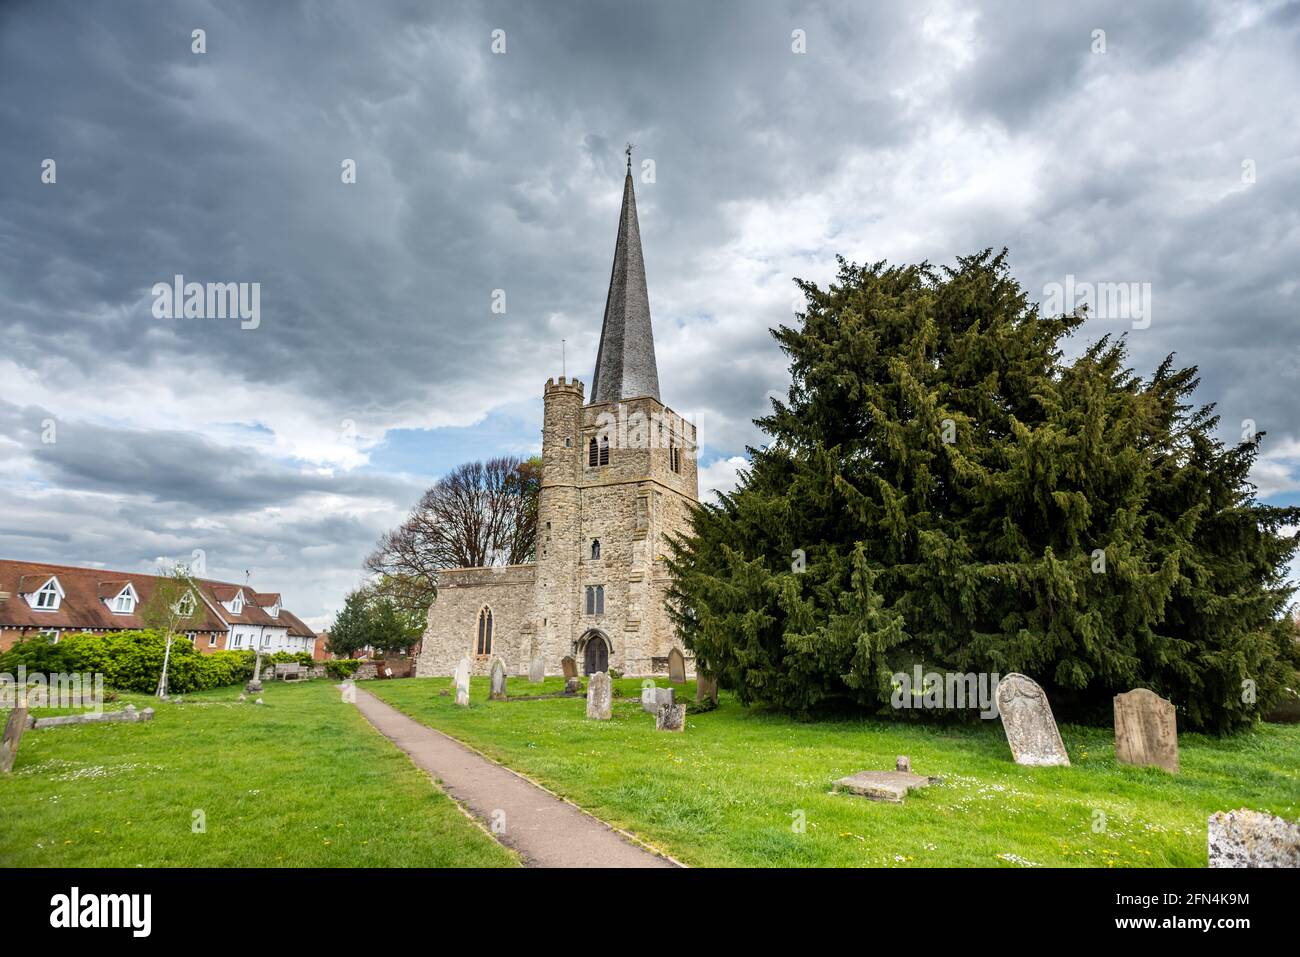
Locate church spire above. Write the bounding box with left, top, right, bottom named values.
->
left=590, top=150, right=660, bottom=404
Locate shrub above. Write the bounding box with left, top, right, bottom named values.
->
left=1, top=630, right=255, bottom=694
left=324, top=658, right=361, bottom=680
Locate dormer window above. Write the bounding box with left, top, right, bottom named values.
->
left=31, top=578, right=62, bottom=611
left=111, top=586, right=138, bottom=614
left=173, top=591, right=197, bottom=617
left=231, top=593, right=244, bottom=614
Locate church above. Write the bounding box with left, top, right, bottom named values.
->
left=416, top=160, right=699, bottom=678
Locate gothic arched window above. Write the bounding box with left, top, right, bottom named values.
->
left=591, top=539, right=601, bottom=560
left=476, top=607, right=493, bottom=656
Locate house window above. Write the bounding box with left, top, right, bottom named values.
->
left=112, top=590, right=136, bottom=613
left=585, top=585, right=605, bottom=616
left=33, top=580, right=60, bottom=610
left=39, top=629, right=59, bottom=643
left=209, top=634, right=217, bottom=648
left=591, top=539, right=601, bottom=560
left=476, top=607, right=493, bottom=655
left=174, top=591, right=196, bottom=616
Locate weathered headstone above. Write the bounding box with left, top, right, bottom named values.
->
left=561, top=656, right=578, bottom=679
left=641, top=684, right=658, bottom=713
left=667, top=647, right=686, bottom=685
left=655, top=703, right=685, bottom=732
left=1114, top=688, right=1178, bottom=773
left=1, top=706, right=28, bottom=773
left=995, top=673, right=1070, bottom=767
left=454, top=657, right=471, bottom=707
left=1208, top=809, right=1300, bottom=868
left=895, top=755, right=911, bottom=773
left=586, top=671, right=612, bottom=720
left=564, top=676, right=582, bottom=695
left=529, top=654, right=545, bottom=684
left=489, top=659, right=507, bottom=701
left=696, top=672, right=718, bottom=706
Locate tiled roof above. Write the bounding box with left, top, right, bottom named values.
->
left=0, top=560, right=225, bottom=633
left=0, top=560, right=308, bottom=637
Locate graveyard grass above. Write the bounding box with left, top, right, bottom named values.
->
left=0, top=681, right=518, bottom=867
left=367, top=676, right=1300, bottom=868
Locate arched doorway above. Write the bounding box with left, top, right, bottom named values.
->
left=580, top=630, right=609, bottom=675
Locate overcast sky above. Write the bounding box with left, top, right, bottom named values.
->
left=2, top=0, right=1298, bottom=629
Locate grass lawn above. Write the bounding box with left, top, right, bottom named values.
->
left=0, top=681, right=517, bottom=868
left=367, top=675, right=1300, bottom=868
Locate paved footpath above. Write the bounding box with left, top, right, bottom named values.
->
left=353, top=689, right=678, bottom=868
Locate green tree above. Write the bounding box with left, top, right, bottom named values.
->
left=326, top=589, right=375, bottom=659
left=139, top=565, right=203, bottom=697
left=668, top=251, right=1299, bottom=732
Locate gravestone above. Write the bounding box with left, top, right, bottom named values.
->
left=834, top=767, right=937, bottom=803
left=895, top=755, right=911, bottom=773
left=995, top=673, right=1070, bottom=767
left=1, top=706, right=28, bottom=773
left=489, top=659, right=508, bottom=701
left=453, top=657, right=471, bottom=707
left=529, top=654, right=545, bottom=684
left=586, top=671, right=612, bottom=720
left=696, top=672, right=718, bottom=706
left=564, top=676, right=582, bottom=695
left=655, top=703, right=685, bottom=732
left=561, top=656, right=578, bottom=679
left=667, top=647, right=686, bottom=685
left=1114, top=688, right=1178, bottom=773
left=1208, top=809, right=1300, bottom=867
left=641, top=685, right=673, bottom=713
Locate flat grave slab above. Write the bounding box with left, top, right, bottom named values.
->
left=833, top=769, right=938, bottom=803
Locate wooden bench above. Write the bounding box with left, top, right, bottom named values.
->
left=274, top=663, right=309, bottom=682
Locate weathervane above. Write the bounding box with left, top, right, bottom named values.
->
left=625, top=142, right=634, bottom=171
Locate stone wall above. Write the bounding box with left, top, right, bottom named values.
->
left=416, top=564, right=536, bottom=677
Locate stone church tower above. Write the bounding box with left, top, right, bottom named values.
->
left=417, top=163, right=699, bottom=678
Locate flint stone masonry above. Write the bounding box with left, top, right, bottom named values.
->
left=834, top=769, right=937, bottom=804
left=1114, top=688, right=1179, bottom=773
left=996, top=673, right=1070, bottom=767
left=416, top=173, right=699, bottom=681
left=655, top=702, right=685, bottom=732
left=1208, top=809, right=1300, bottom=867
left=586, top=671, right=612, bottom=720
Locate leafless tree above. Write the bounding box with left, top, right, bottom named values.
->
left=365, top=456, right=540, bottom=618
